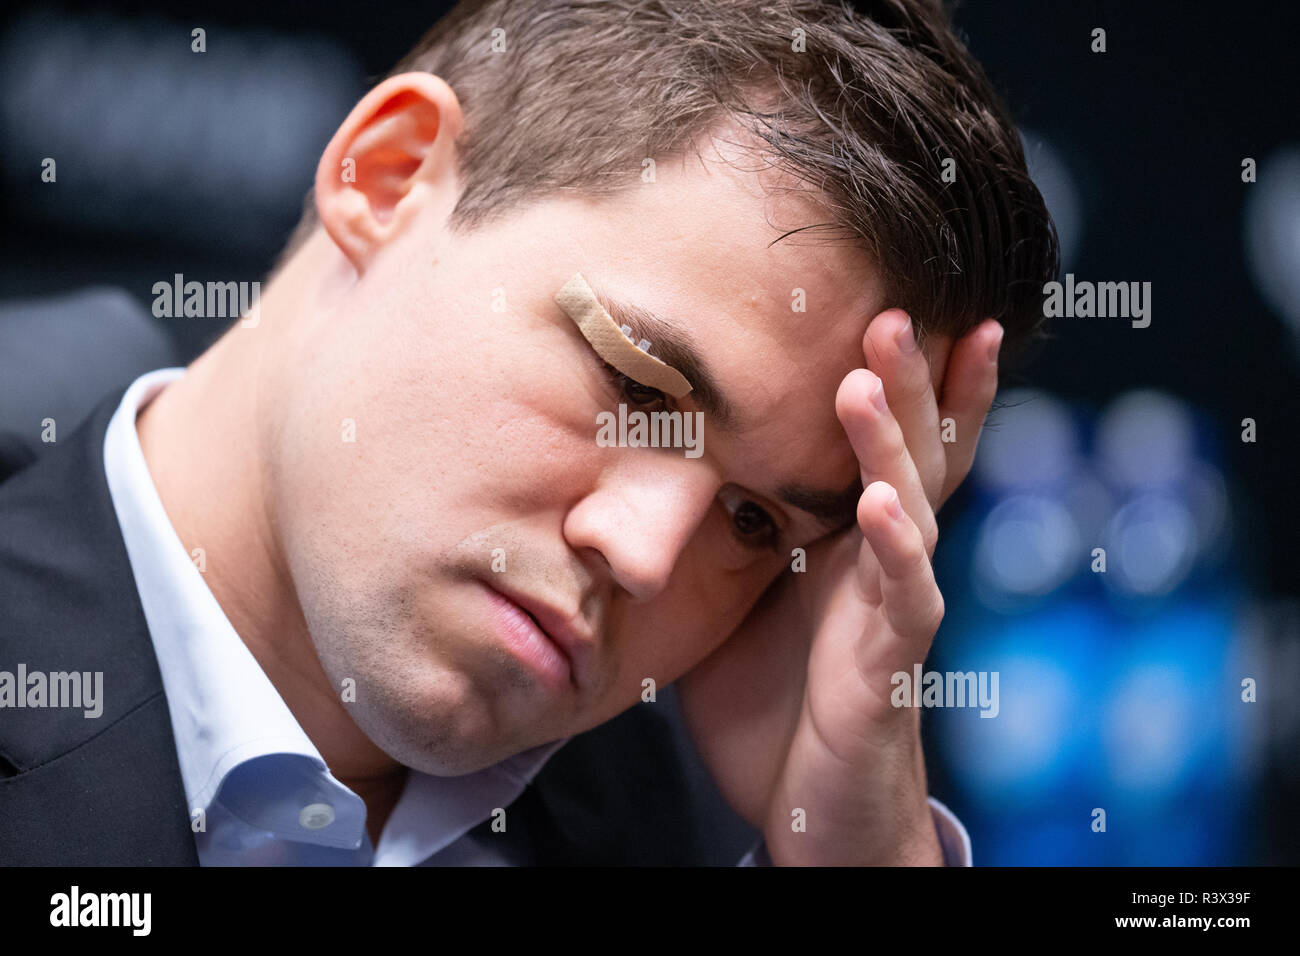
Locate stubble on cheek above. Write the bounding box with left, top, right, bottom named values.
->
left=289, top=545, right=477, bottom=770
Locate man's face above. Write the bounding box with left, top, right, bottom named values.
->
left=268, top=139, right=884, bottom=775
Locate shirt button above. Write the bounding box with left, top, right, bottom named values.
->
left=299, top=803, right=336, bottom=830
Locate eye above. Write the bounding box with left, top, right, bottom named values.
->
left=718, top=485, right=780, bottom=553
left=601, top=363, right=668, bottom=412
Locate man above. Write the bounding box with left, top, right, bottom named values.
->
left=0, top=0, right=1055, bottom=865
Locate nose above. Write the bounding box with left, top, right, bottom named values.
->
left=562, top=454, right=717, bottom=601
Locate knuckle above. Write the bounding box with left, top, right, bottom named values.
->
left=898, top=530, right=929, bottom=578
left=921, top=516, right=939, bottom=554
left=887, top=431, right=912, bottom=470
left=909, top=539, right=932, bottom=578
left=921, top=590, right=946, bottom=634
left=901, top=356, right=932, bottom=397
left=932, top=590, right=946, bottom=626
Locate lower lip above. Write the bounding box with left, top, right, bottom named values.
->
left=483, top=586, right=572, bottom=691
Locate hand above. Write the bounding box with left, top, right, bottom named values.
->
left=678, top=309, right=1003, bottom=865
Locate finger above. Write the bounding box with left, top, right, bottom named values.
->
left=936, top=319, right=1003, bottom=504
left=855, top=481, right=945, bottom=653
left=836, top=367, right=938, bottom=557
left=863, top=309, right=944, bottom=505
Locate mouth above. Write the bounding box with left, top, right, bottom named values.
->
left=480, top=581, right=590, bottom=692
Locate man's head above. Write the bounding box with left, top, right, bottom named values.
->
left=227, top=0, right=1055, bottom=776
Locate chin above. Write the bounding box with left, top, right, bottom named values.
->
left=357, top=679, right=526, bottom=776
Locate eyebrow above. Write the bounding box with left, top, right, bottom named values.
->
left=586, top=281, right=861, bottom=535
left=586, top=283, right=739, bottom=432
left=777, top=478, right=863, bottom=536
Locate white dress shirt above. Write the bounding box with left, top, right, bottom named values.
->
left=102, top=368, right=972, bottom=866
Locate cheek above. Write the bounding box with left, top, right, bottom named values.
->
left=281, top=303, right=609, bottom=534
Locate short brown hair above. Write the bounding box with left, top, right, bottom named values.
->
left=278, top=0, right=1057, bottom=371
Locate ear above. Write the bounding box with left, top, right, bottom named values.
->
left=314, top=72, right=464, bottom=271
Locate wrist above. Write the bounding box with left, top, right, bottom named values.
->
left=763, top=778, right=940, bottom=865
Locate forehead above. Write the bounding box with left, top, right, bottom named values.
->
left=581, top=143, right=880, bottom=495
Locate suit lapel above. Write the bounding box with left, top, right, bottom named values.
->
left=0, top=388, right=198, bottom=864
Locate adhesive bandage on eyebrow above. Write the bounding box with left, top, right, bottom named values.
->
left=554, top=273, right=693, bottom=398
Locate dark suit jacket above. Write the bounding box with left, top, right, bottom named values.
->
left=0, top=375, right=757, bottom=866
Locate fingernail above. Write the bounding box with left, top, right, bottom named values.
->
left=987, top=323, right=1004, bottom=363
left=886, top=488, right=904, bottom=520
left=896, top=317, right=917, bottom=353
left=869, top=374, right=888, bottom=412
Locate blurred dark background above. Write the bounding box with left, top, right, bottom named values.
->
left=1, top=0, right=1296, bottom=864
